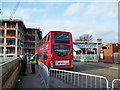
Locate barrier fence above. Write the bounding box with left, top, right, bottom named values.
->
left=38, top=63, right=120, bottom=89
left=112, top=79, right=120, bottom=89
left=74, top=54, right=98, bottom=62
left=38, top=62, right=49, bottom=88
left=114, top=53, right=120, bottom=64
left=49, top=69, right=109, bottom=88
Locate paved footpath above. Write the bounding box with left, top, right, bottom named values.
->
left=16, top=64, right=45, bottom=88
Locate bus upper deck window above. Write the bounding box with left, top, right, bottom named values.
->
left=54, top=33, right=69, bottom=39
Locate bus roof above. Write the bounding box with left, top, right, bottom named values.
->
left=38, top=31, right=71, bottom=43
left=48, top=31, right=71, bottom=34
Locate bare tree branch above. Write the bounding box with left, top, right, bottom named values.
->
left=75, top=34, right=93, bottom=41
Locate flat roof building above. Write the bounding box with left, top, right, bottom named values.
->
left=73, top=40, right=103, bottom=54
left=0, top=19, right=42, bottom=57
left=98, top=43, right=120, bottom=63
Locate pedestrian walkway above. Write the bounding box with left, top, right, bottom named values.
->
left=16, top=64, right=45, bottom=88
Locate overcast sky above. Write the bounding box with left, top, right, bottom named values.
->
left=1, top=0, right=118, bottom=43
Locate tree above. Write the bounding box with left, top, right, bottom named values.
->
left=75, top=34, right=93, bottom=41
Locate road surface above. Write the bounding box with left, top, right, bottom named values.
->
left=73, top=62, right=120, bottom=87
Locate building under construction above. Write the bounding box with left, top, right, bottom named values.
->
left=0, top=19, right=42, bottom=57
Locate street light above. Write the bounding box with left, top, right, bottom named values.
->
left=85, top=41, right=87, bottom=55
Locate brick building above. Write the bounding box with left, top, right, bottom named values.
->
left=98, top=43, right=120, bottom=63
left=0, top=19, right=42, bottom=57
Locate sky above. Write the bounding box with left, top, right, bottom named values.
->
left=1, top=0, right=119, bottom=43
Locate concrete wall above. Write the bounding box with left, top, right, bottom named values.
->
left=0, top=58, right=21, bottom=89
left=2, top=64, right=21, bottom=88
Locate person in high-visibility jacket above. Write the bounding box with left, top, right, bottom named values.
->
left=30, top=53, right=36, bottom=74
left=19, top=54, right=23, bottom=60
left=19, top=54, right=27, bottom=75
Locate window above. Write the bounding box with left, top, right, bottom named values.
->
left=100, top=51, right=104, bottom=59
left=38, top=52, right=48, bottom=60
left=53, top=45, right=70, bottom=57
left=7, top=55, right=13, bottom=57
left=38, top=34, right=50, bottom=47
left=54, top=33, right=69, bottom=39
left=54, top=40, right=70, bottom=44
left=102, top=47, right=108, bottom=49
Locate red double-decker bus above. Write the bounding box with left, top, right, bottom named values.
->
left=36, top=31, right=74, bottom=70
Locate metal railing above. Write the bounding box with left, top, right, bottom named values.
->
left=38, top=62, right=49, bottom=88
left=37, top=62, right=119, bottom=89
left=112, top=79, right=120, bottom=89
left=114, top=53, right=120, bottom=64
left=49, top=69, right=109, bottom=88
left=0, top=62, right=2, bottom=90
left=74, top=54, right=98, bottom=62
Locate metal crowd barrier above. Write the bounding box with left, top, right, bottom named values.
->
left=74, top=54, right=98, bottom=62
left=38, top=62, right=49, bottom=88
left=112, top=79, right=120, bottom=89
left=0, top=62, right=2, bottom=89
left=114, top=53, right=120, bottom=64
left=49, top=69, right=109, bottom=88
left=37, top=63, right=119, bottom=89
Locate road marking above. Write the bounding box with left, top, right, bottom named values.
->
left=108, top=67, right=118, bottom=70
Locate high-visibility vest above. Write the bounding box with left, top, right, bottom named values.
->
left=30, top=55, right=37, bottom=64
left=19, top=55, right=23, bottom=59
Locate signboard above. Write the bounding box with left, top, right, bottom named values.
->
left=100, top=51, right=104, bottom=59
left=39, top=44, right=48, bottom=51
left=55, top=60, right=69, bottom=66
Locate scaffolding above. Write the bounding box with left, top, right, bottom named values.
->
left=0, top=19, right=42, bottom=58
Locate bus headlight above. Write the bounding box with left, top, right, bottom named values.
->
left=50, top=54, right=53, bottom=57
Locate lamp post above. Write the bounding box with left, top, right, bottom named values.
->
left=85, top=41, right=87, bottom=55
left=93, top=49, right=95, bottom=60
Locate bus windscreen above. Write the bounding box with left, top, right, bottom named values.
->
left=53, top=45, right=70, bottom=57
left=54, top=33, right=69, bottom=39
